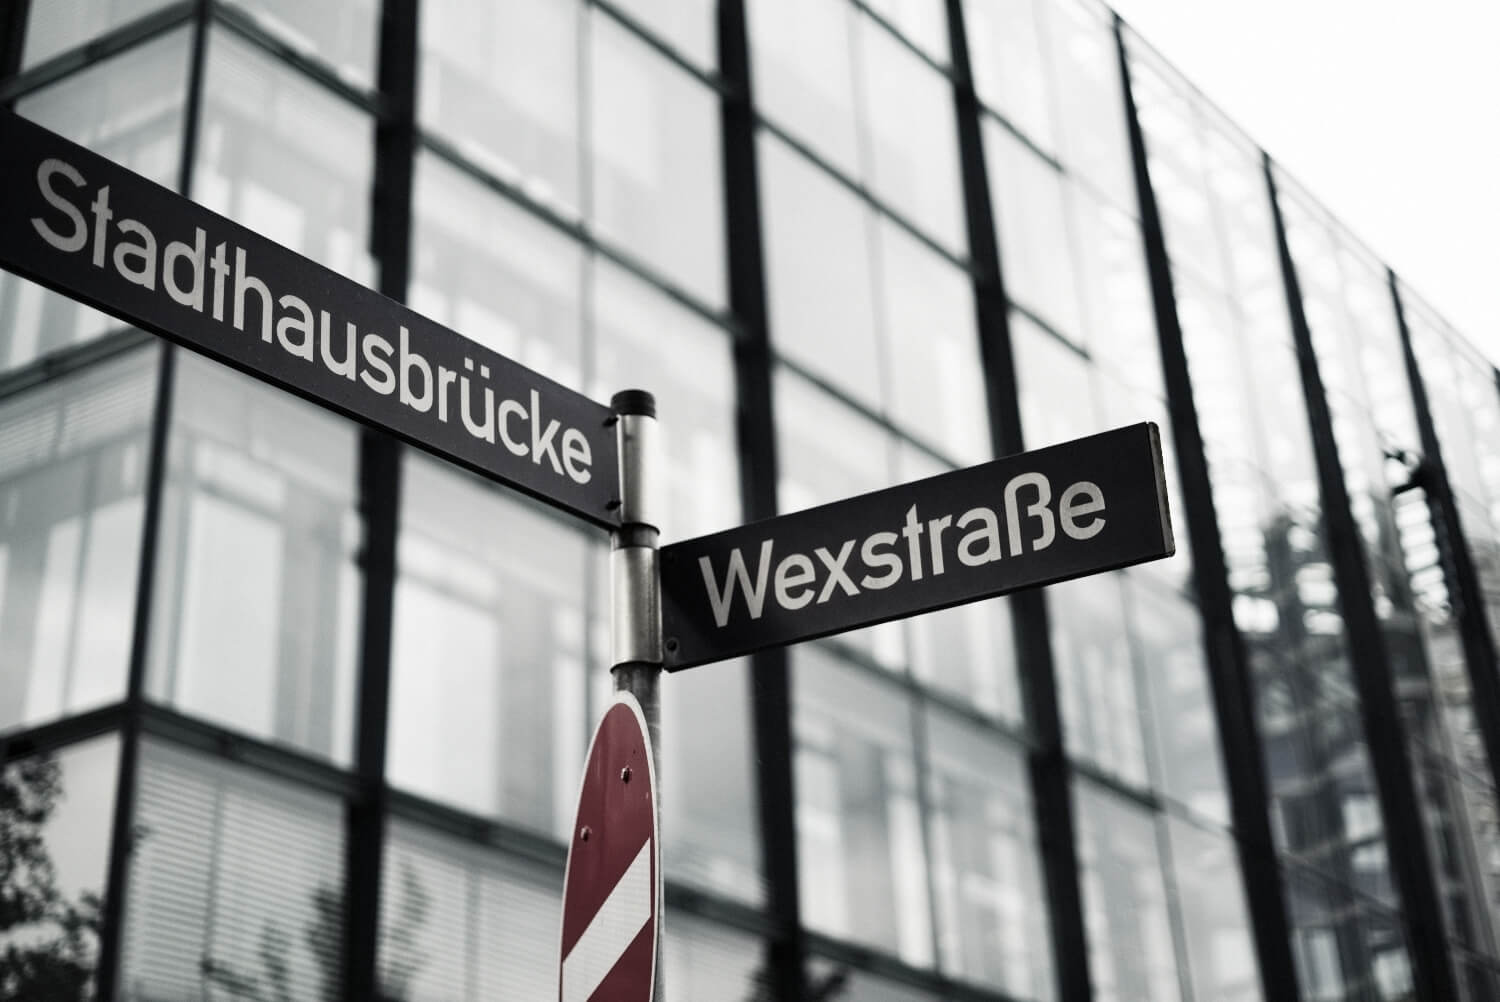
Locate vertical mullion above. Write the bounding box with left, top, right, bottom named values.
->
left=945, top=4, right=1091, bottom=1001
left=1265, top=155, right=1459, bottom=1002
left=94, top=1, right=211, bottom=998
left=0, top=0, right=28, bottom=86
left=1111, top=18, right=1301, bottom=1002
left=1390, top=272, right=1500, bottom=809
left=718, top=3, right=805, bottom=1000
left=342, top=1, right=417, bottom=999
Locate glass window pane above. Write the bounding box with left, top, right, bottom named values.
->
left=410, top=152, right=585, bottom=390
left=760, top=136, right=882, bottom=408
left=21, top=0, right=175, bottom=68
left=664, top=910, right=767, bottom=997
left=857, top=18, right=965, bottom=252
left=925, top=709, right=1054, bottom=999
left=606, top=0, right=717, bottom=70
left=379, top=821, right=562, bottom=1001
left=1071, top=194, right=1159, bottom=398
left=194, top=28, right=375, bottom=284
left=221, top=0, right=379, bottom=87
left=0, top=736, right=120, bottom=994
left=659, top=657, right=765, bottom=904
left=808, top=957, right=949, bottom=1000
left=794, top=647, right=933, bottom=966
left=590, top=12, right=725, bottom=306
left=774, top=369, right=893, bottom=512
left=1074, top=781, right=1184, bottom=1002
left=910, top=597, right=1021, bottom=724
left=590, top=260, right=740, bottom=539
left=146, top=354, right=361, bottom=764
left=123, top=740, right=346, bottom=1002
left=1132, top=579, right=1230, bottom=823
left=0, top=349, right=156, bottom=735
left=985, top=123, right=1082, bottom=338
left=878, top=219, right=989, bottom=465
left=1167, top=819, right=1263, bottom=1002
left=748, top=0, right=860, bottom=175
left=1045, top=0, right=1133, bottom=205
left=1051, top=573, right=1150, bottom=788
left=1012, top=314, right=1097, bottom=449
left=419, top=0, right=581, bottom=216
left=863, top=0, right=950, bottom=63
left=4, top=33, right=189, bottom=374
left=964, top=0, right=1053, bottom=149
left=388, top=455, right=590, bottom=837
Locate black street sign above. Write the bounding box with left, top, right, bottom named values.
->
left=661, top=423, right=1175, bottom=670
left=0, top=112, right=620, bottom=528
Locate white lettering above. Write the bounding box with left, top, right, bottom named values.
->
left=700, top=540, right=774, bottom=627
left=32, top=159, right=88, bottom=253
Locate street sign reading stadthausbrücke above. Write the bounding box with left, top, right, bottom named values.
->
left=660, top=423, right=1175, bottom=671
left=0, top=112, right=620, bottom=528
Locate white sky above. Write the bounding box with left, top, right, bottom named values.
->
left=1107, top=0, right=1500, bottom=366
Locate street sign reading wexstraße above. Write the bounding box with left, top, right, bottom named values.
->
left=0, top=112, right=620, bottom=528
left=660, top=423, right=1175, bottom=671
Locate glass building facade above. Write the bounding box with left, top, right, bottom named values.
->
left=1, top=2, right=1498, bottom=1001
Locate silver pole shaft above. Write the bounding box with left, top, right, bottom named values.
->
left=609, top=389, right=664, bottom=1000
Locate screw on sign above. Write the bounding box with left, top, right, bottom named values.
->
left=559, top=693, right=659, bottom=1002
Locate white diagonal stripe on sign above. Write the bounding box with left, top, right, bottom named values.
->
left=562, top=840, right=653, bottom=1002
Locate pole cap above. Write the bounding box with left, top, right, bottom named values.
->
left=611, top=389, right=657, bottom=419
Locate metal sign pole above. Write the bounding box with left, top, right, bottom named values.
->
left=608, top=389, right=664, bottom=1000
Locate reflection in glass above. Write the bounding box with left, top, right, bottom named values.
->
left=1012, top=313, right=1097, bottom=449
left=1167, top=819, right=1263, bottom=1002
left=222, top=0, right=379, bottom=87
left=590, top=12, right=726, bottom=306
left=0, top=350, right=155, bottom=735
left=122, top=740, right=346, bottom=1001
left=147, top=355, right=361, bottom=764
left=660, top=658, right=765, bottom=905
left=926, top=710, right=1053, bottom=999
left=1132, top=578, right=1229, bottom=821
left=419, top=0, right=580, bottom=215
left=195, top=28, right=376, bottom=285
left=21, top=0, right=175, bottom=69
left=410, top=152, right=585, bottom=390
left=5, top=33, right=190, bottom=374
left=1074, top=781, right=1183, bottom=1002
left=794, top=647, right=933, bottom=967
left=0, top=737, right=119, bottom=995
left=663, top=909, right=767, bottom=997
left=388, top=457, right=589, bottom=836
left=1051, top=574, right=1149, bottom=789
left=378, top=821, right=562, bottom=1000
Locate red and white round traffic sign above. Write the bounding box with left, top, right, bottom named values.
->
left=558, top=692, right=659, bottom=1002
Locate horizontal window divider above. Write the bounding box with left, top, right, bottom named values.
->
left=849, top=0, right=955, bottom=80
left=1, top=702, right=129, bottom=763
left=806, top=632, right=1036, bottom=750
left=753, top=117, right=976, bottom=275
left=417, top=129, right=740, bottom=339
left=588, top=0, right=729, bottom=97
left=138, top=702, right=361, bottom=801
left=0, top=0, right=195, bottom=105
left=772, top=357, right=975, bottom=472
left=804, top=927, right=1032, bottom=1002
left=210, top=2, right=383, bottom=117
left=0, top=325, right=155, bottom=400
